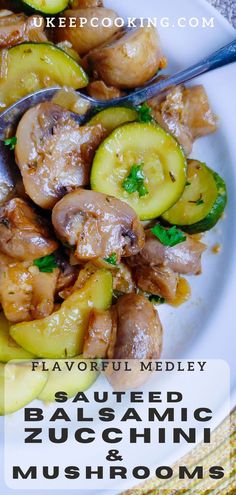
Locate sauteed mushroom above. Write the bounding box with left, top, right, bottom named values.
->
left=83, top=293, right=163, bottom=360
left=130, top=230, right=206, bottom=275
left=0, top=11, right=47, bottom=48
left=15, top=102, right=105, bottom=209
left=52, top=189, right=145, bottom=262
left=0, top=198, right=58, bottom=261
left=55, top=8, right=119, bottom=56
left=85, top=26, right=165, bottom=88
left=108, top=294, right=163, bottom=359
left=0, top=254, right=59, bottom=323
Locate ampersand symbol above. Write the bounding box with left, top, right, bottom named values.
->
left=106, top=449, right=123, bottom=461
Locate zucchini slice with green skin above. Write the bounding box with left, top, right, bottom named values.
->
left=19, top=0, right=69, bottom=14
left=38, top=356, right=99, bottom=403
left=88, top=107, right=138, bottom=134
left=91, top=122, right=187, bottom=221
left=0, top=43, right=88, bottom=109
left=0, top=361, right=48, bottom=415
left=0, top=313, right=34, bottom=363
left=162, top=160, right=227, bottom=234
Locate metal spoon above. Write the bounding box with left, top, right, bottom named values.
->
left=0, top=38, right=235, bottom=199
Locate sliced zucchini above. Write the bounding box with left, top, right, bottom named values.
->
left=0, top=313, right=34, bottom=363
left=20, top=0, right=69, bottom=14
left=88, top=107, right=138, bottom=134
left=10, top=269, right=112, bottom=359
left=91, top=123, right=187, bottom=220
left=38, top=356, right=99, bottom=403
left=0, top=43, right=88, bottom=109
left=162, top=160, right=227, bottom=233
left=0, top=361, right=48, bottom=415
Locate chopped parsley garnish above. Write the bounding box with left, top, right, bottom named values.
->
left=189, top=194, right=204, bottom=206
left=3, top=136, right=17, bottom=150
left=196, top=197, right=204, bottom=206
left=135, top=103, right=153, bottom=123
left=33, top=253, right=58, bottom=273
left=122, top=163, right=148, bottom=198
left=149, top=294, right=166, bottom=304
left=104, top=253, right=117, bottom=265
left=151, top=224, right=186, bottom=247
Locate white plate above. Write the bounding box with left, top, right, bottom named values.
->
left=0, top=1, right=236, bottom=494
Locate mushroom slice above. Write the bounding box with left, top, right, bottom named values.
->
left=0, top=256, right=59, bottom=323
left=108, top=294, right=163, bottom=360
left=15, top=102, right=105, bottom=209
left=83, top=308, right=112, bottom=358
left=55, top=8, right=119, bottom=56
left=133, top=265, right=179, bottom=303
left=149, top=85, right=217, bottom=156
left=0, top=12, right=47, bottom=48
left=85, top=26, right=165, bottom=89
left=0, top=198, right=58, bottom=261
left=129, top=230, right=206, bottom=276
left=52, top=189, right=145, bottom=262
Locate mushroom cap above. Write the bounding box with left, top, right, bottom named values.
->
left=15, top=102, right=105, bottom=209
left=109, top=293, right=163, bottom=360
left=0, top=197, right=58, bottom=261
left=52, top=188, right=145, bottom=261
left=85, top=26, right=164, bottom=89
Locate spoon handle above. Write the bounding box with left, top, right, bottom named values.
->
left=116, top=38, right=236, bottom=107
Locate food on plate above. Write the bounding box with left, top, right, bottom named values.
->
left=86, top=80, right=124, bottom=100
left=0, top=312, right=34, bottom=362
left=83, top=293, right=163, bottom=360
left=148, top=85, right=218, bottom=156
left=10, top=269, right=112, bottom=358
left=52, top=189, right=145, bottom=261
left=70, top=0, right=103, bottom=7
left=88, top=106, right=138, bottom=133
left=0, top=42, right=88, bottom=108
left=0, top=198, right=58, bottom=259
left=20, top=0, right=69, bottom=14
left=0, top=361, right=48, bottom=415
left=15, top=102, right=105, bottom=208
left=91, top=122, right=187, bottom=220
left=162, top=159, right=227, bottom=233
left=0, top=11, right=47, bottom=48
left=109, top=294, right=163, bottom=360
left=38, top=356, right=99, bottom=403
left=0, top=255, right=59, bottom=322
left=128, top=227, right=206, bottom=303
left=55, top=8, right=119, bottom=56
left=85, top=26, right=165, bottom=88
left=0, top=1, right=228, bottom=413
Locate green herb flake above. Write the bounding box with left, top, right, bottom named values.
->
left=186, top=181, right=191, bottom=186
left=3, top=136, right=17, bottom=150
left=33, top=253, right=58, bottom=273
left=196, top=197, right=204, bottom=206
left=189, top=194, right=204, bottom=206
left=104, top=253, right=117, bottom=265
left=122, top=163, right=148, bottom=198
left=135, top=103, right=153, bottom=123
left=151, top=224, right=187, bottom=247
left=149, top=294, right=165, bottom=304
